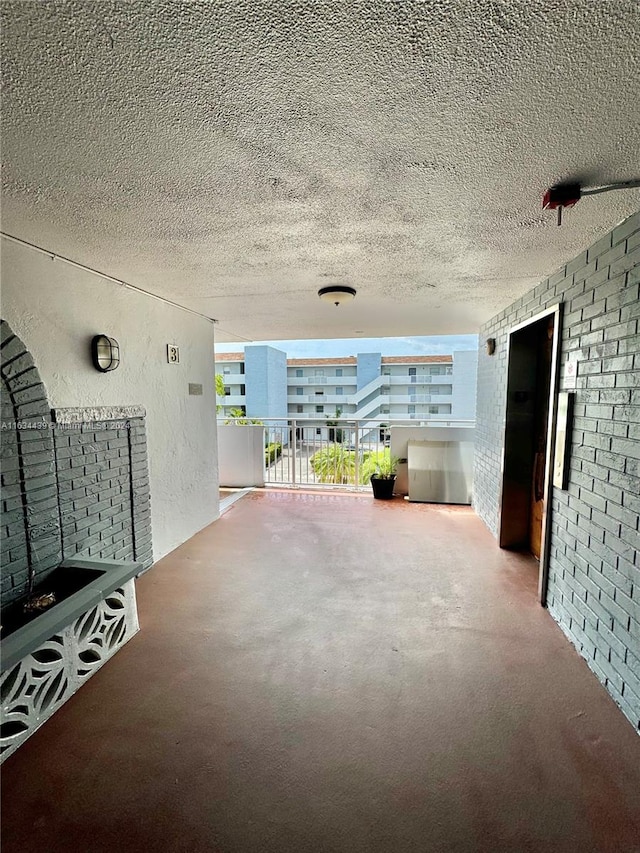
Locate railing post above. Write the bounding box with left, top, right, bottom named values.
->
left=291, top=419, right=297, bottom=486
left=354, top=420, right=360, bottom=490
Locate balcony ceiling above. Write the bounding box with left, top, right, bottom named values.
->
left=1, top=1, right=639, bottom=342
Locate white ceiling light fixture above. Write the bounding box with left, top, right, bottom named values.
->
left=318, top=285, right=357, bottom=306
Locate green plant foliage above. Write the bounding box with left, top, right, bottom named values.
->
left=360, top=449, right=399, bottom=481
left=215, top=374, right=225, bottom=413
left=309, top=444, right=357, bottom=484
left=325, top=408, right=344, bottom=443
left=265, top=442, right=282, bottom=465
left=224, top=408, right=264, bottom=426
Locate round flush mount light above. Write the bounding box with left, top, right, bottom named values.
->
left=91, top=334, right=120, bottom=372
left=318, top=285, right=357, bottom=306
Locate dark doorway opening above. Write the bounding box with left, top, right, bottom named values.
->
left=499, top=305, right=562, bottom=603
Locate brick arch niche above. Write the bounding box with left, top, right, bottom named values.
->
left=1, top=319, right=62, bottom=606
left=1, top=318, right=153, bottom=612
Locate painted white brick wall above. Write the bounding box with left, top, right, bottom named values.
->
left=474, top=211, right=640, bottom=733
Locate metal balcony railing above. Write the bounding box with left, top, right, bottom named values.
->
left=218, top=417, right=475, bottom=490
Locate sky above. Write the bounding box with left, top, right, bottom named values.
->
left=215, top=334, right=478, bottom=358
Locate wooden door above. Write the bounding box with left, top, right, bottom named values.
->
left=529, top=316, right=554, bottom=559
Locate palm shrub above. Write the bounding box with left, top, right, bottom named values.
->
left=224, top=408, right=263, bottom=425
left=265, top=442, right=282, bottom=465
left=359, top=449, right=399, bottom=482
left=309, top=443, right=357, bottom=484
left=325, top=407, right=344, bottom=443
left=215, top=374, right=225, bottom=413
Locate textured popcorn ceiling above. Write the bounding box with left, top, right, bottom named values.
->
left=2, top=1, right=639, bottom=342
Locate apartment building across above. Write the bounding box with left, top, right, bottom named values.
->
left=216, top=346, right=478, bottom=424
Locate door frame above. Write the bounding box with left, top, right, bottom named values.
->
left=498, top=302, right=564, bottom=605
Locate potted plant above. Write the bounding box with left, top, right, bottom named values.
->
left=363, top=450, right=400, bottom=499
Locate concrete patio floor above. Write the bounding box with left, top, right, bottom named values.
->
left=2, top=490, right=640, bottom=853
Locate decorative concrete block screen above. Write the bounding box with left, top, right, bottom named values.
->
left=1, top=320, right=153, bottom=606
left=1, top=576, right=138, bottom=760
left=474, top=212, right=639, bottom=731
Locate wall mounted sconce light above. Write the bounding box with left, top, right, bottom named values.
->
left=91, top=334, right=120, bottom=372
left=318, top=286, right=357, bottom=306
left=486, top=338, right=496, bottom=356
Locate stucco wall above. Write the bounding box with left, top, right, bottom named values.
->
left=451, top=350, right=478, bottom=420
left=356, top=353, right=381, bottom=390
left=1, top=238, right=219, bottom=563
left=244, top=345, right=287, bottom=418
left=474, top=211, right=639, bottom=732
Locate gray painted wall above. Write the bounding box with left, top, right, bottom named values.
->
left=1, top=323, right=61, bottom=605
left=55, top=416, right=152, bottom=569
left=474, top=211, right=640, bottom=732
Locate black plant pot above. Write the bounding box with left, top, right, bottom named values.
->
left=370, top=475, right=396, bottom=500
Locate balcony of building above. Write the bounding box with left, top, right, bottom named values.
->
left=288, top=375, right=359, bottom=387
left=220, top=394, right=247, bottom=408
left=287, top=393, right=351, bottom=405
left=383, top=374, right=453, bottom=385
left=216, top=417, right=473, bottom=496
left=383, top=394, right=453, bottom=405
left=3, top=488, right=639, bottom=853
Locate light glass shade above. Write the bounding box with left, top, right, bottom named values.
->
left=91, top=335, right=120, bottom=372
left=318, top=286, right=357, bottom=305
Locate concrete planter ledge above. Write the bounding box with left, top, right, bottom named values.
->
left=1, top=557, right=141, bottom=763
left=1, top=557, right=142, bottom=674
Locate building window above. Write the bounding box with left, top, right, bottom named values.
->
left=408, top=367, right=417, bottom=375
left=316, top=405, right=324, bottom=413
left=336, top=368, right=343, bottom=376
left=408, top=405, right=415, bottom=414
left=296, top=405, right=303, bottom=413
left=316, top=428, right=322, bottom=435
left=296, top=369, right=303, bottom=377
left=224, top=386, right=231, bottom=396
left=336, top=387, right=343, bottom=395
left=429, top=406, right=439, bottom=414
left=239, top=363, right=245, bottom=375
left=240, top=385, right=246, bottom=396
left=296, top=387, right=303, bottom=395
left=314, top=369, right=324, bottom=377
